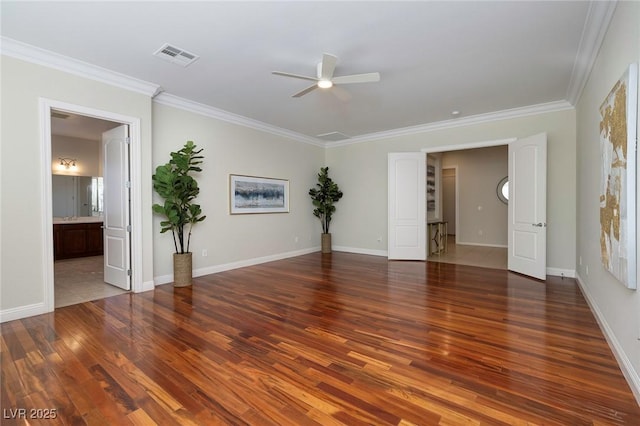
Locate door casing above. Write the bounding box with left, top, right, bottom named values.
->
left=40, top=98, right=143, bottom=312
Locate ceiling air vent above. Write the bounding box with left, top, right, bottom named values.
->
left=153, top=43, right=199, bottom=67
left=316, top=132, right=350, bottom=142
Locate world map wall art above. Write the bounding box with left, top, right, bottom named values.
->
left=599, top=63, right=638, bottom=289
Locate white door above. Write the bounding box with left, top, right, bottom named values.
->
left=508, top=133, right=547, bottom=280
left=102, top=125, right=131, bottom=290
left=388, top=152, right=426, bottom=260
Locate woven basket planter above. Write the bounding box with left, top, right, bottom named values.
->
left=173, top=252, right=193, bottom=287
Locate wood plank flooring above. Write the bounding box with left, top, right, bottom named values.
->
left=2, top=252, right=639, bottom=425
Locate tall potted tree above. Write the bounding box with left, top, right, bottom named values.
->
left=309, top=166, right=343, bottom=253
left=152, top=141, right=206, bottom=287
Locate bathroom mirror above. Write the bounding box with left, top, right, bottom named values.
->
left=52, top=175, right=103, bottom=217
left=497, top=176, right=509, bottom=204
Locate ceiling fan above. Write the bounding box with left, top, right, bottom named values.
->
left=272, top=53, right=380, bottom=98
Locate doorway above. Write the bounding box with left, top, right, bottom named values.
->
left=40, top=99, right=144, bottom=312
left=51, top=111, right=129, bottom=307
left=429, top=149, right=509, bottom=270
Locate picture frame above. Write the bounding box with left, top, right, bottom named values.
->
left=230, top=174, right=289, bottom=214
left=599, top=63, right=638, bottom=289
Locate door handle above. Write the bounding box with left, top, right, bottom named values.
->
left=532, top=222, right=546, bottom=227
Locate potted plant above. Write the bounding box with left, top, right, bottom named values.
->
left=309, top=166, right=343, bottom=253
left=152, top=141, right=206, bottom=287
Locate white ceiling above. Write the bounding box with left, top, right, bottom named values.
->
left=1, top=1, right=609, bottom=143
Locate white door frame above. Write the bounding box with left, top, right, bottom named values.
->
left=40, top=98, right=143, bottom=312
left=422, top=137, right=516, bottom=250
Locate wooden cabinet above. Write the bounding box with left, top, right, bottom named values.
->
left=53, top=222, right=104, bottom=260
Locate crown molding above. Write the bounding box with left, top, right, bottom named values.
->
left=0, top=36, right=160, bottom=97
left=565, top=0, right=617, bottom=105
left=326, top=100, right=574, bottom=148
left=153, top=93, right=326, bottom=147
left=1, top=35, right=581, bottom=150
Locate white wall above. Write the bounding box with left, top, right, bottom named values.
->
left=151, top=103, right=324, bottom=281
left=0, top=56, right=154, bottom=315
left=575, top=1, right=640, bottom=401
left=325, top=108, right=576, bottom=273
left=442, top=146, right=508, bottom=247
left=51, top=135, right=100, bottom=177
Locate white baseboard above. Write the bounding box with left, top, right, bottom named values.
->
left=139, top=280, right=156, bottom=293
left=546, top=267, right=576, bottom=278
left=575, top=272, right=640, bottom=405
left=154, top=246, right=320, bottom=286
left=332, top=246, right=388, bottom=257
left=455, top=241, right=508, bottom=248
left=0, top=302, right=48, bottom=323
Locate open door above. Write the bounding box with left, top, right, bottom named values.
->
left=102, top=125, right=131, bottom=290
left=388, top=152, right=426, bottom=260
left=508, top=133, right=547, bottom=280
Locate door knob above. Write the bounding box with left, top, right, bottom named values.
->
left=532, top=222, right=546, bottom=227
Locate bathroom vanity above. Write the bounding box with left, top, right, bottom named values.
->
left=53, top=217, right=104, bottom=260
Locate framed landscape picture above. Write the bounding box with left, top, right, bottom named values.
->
left=230, top=175, right=289, bottom=214
left=599, top=63, right=637, bottom=289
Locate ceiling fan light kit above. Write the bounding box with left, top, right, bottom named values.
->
left=273, top=53, right=380, bottom=98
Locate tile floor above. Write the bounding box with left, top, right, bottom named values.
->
left=428, top=237, right=507, bottom=270
left=54, top=255, right=128, bottom=308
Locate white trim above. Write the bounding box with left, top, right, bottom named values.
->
left=546, top=267, right=576, bottom=278
left=153, top=93, right=325, bottom=147
left=2, top=35, right=582, bottom=153
left=39, top=99, right=145, bottom=313
left=141, top=280, right=156, bottom=293
left=0, top=303, right=48, bottom=323
left=1, top=37, right=160, bottom=97
left=39, top=101, right=56, bottom=314
left=154, top=247, right=320, bottom=286
left=565, top=1, right=618, bottom=105
left=575, top=272, right=640, bottom=405
left=455, top=241, right=508, bottom=249
left=333, top=246, right=388, bottom=257
left=326, top=102, right=572, bottom=148
left=423, top=137, right=517, bottom=154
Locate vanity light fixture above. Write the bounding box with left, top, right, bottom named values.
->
left=58, top=157, right=77, bottom=170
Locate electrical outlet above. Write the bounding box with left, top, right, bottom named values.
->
left=579, top=256, right=582, bottom=266
left=377, top=236, right=382, bottom=243
left=294, top=236, right=299, bottom=243
left=202, top=249, right=208, bottom=257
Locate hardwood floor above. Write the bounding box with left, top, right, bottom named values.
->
left=2, top=252, right=639, bottom=425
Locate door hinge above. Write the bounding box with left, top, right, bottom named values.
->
left=125, top=181, right=131, bottom=188
left=125, top=137, right=131, bottom=144
left=127, top=225, right=132, bottom=232
left=127, top=269, right=132, bottom=277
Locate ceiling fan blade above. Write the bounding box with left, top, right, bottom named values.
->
left=292, top=84, right=318, bottom=98
left=331, top=85, right=352, bottom=102
left=272, top=71, right=318, bottom=82
left=320, top=53, right=337, bottom=80
left=332, top=72, right=380, bottom=85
